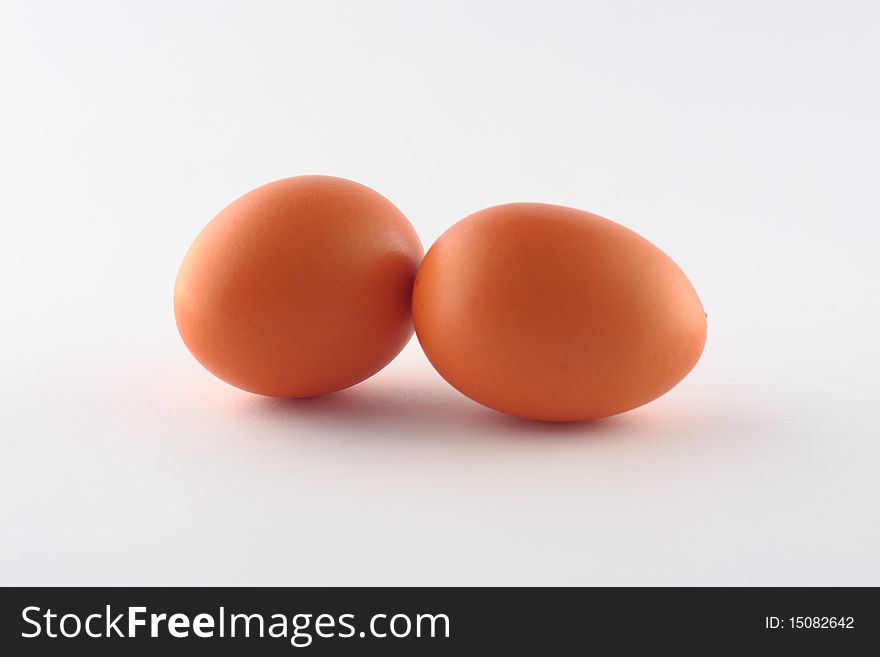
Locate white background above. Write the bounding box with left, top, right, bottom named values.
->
left=2, top=0, right=878, bottom=585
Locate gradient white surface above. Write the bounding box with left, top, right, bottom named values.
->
left=1, top=0, right=878, bottom=585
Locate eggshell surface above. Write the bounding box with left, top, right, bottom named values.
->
left=412, top=203, right=706, bottom=421
left=174, top=176, right=423, bottom=397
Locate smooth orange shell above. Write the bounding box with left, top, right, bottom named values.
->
left=174, top=176, right=423, bottom=397
left=412, top=203, right=706, bottom=421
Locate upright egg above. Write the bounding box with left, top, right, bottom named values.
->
left=174, top=176, right=423, bottom=397
left=412, top=203, right=706, bottom=421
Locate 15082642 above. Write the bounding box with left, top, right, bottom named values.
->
left=765, top=617, right=855, bottom=629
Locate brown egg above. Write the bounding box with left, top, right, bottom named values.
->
left=412, top=203, right=706, bottom=421
left=174, top=176, right=423, bottom=397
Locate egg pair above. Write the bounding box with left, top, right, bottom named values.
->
left=174, top=176, right=706, bottom=421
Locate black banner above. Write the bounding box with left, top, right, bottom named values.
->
left=1, top=587, right=876, bottom=654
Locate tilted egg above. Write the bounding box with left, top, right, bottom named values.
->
left=174, top=176, right=423, bottom=397
left=412, top=203, right=706, bottom=421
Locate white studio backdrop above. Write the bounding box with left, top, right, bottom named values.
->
left=1, top=0, right=878, bottom=585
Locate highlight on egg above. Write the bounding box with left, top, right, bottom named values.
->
left=412, top=203, right=706, bottom=422
left=174, top=175, right=423, bottom=397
